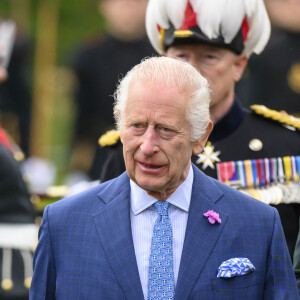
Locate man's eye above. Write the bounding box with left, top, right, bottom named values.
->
left=176, top=54, right=189, bottom=62
left=157, top=125, right=170, bottom=132
left=157, top=126, right=176, bottom=139
left=202, top=54, right=218, bottom=62
left=131, top=123, right=147, bottom=134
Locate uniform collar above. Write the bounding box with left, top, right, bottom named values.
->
left=210, top=98, right=246, bottom=143
left=130, top=165, right=194, bottom=215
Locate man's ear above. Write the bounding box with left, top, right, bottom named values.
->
left=192, top=121, right=213, bottom=155
left=233, top=54, right=248, bottom=82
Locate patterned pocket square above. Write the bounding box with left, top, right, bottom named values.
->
left=217, top=257, right=255, bottom=278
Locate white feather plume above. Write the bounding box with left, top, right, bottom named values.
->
left=244, top=0, right=271, bottom=56
left=146, top=0, right=271, bottom=56
left=192, top=0, right=226, bottom=40
left=145, top=0, right=169, bottom=54
left=220, top=0, right=246, bottom=43
left=166, top=0, right=189, bottom=29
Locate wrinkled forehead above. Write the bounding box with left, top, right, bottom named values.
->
left=127, top=79, right=188, bottom=102
left=127, top=75, right=191, bottom=101
left=125, top=81, right=189, bottom=116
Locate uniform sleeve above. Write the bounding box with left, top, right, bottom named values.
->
left=30, top=205, right=56, bottom=299
left=89, top=145, right=109, bottom=180
left=264, top=208, right=299, bottom=299
left=0, top=144, right=35, bottom=223
left=99, top=142, right=125, bottom=183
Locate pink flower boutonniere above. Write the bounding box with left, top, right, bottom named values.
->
left=204, top=210, right=221, bottom=224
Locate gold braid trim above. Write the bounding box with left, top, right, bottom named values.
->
left=251, top=105, right=300, bottom=130
left=174, top=30, right=193, bottom=37
left=98, top=130, right=120, bottom=147
left=160, top=27, right=165, bottom=53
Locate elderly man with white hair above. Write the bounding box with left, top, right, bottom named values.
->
left=31, top=56, right=298, bottom=299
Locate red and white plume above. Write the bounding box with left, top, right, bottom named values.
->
left=146, top=0, right=271, bottom=57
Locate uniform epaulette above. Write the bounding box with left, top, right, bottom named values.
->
left=98, top=130, right=120, bottom=147
left=251, top=105, right=300, bottom=131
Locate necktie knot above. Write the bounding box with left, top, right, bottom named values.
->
left=153, top=201, right=170, bottom=217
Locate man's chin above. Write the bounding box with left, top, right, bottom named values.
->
left=135, top=178, right=167, bottom=194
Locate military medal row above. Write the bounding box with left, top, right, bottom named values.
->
left=216, top=156, right=300, bottom=205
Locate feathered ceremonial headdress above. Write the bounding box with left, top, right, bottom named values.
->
left=146, top=0, right=271, bottom=57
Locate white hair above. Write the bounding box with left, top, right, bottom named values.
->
left=114, top=56, right=211, bottom=141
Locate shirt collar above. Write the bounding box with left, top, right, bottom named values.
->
left=130, top=165, right=193, bottom=215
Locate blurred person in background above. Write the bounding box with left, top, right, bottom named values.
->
left=236, top=0, right=300, bottom=115
left=0, top=42, right=37, bottom=299
left=94, top=0, right=300, bottom=261
left=70, top=0, right=154, bottom=181
left=0, top=30, right=32, bottom=157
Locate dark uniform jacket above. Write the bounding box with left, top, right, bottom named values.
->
left=0, top=144, right=36, bottom=299
left=90, top=99, right=300, bottom=259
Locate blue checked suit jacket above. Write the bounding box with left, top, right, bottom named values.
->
left=30, top=164, right=299, bottom=299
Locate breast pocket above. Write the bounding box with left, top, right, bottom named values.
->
left=211, top=271, right=258, bottom=291
left=210, top=272, right=262, bottom=299
left=188, top=272, right=262, bottom=300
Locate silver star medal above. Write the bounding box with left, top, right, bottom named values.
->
left=196, top=141, right=221, bottom=170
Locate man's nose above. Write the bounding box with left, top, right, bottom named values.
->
left=140, top=128, right=158, bottom=156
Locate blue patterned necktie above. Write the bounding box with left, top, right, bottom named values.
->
left=148, top=201, right=175, bottom=300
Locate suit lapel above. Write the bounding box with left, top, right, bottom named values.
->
left=174, top=165, right=228, bottom=300
left=93, top=174, right=144, bottom=300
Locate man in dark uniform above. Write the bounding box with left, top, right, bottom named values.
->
left=0, top=142, right=37, bottom=300
left=0, top=64, right=37, bottom=299
left=91, top=0, right=300, bottom=259
left=0, top=31, right=32, bottom=156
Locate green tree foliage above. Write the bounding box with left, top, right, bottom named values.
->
left=0, top=0, right=105, bottom=65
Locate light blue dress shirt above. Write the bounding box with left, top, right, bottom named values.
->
left=130, top=166, right=193, bottom=299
